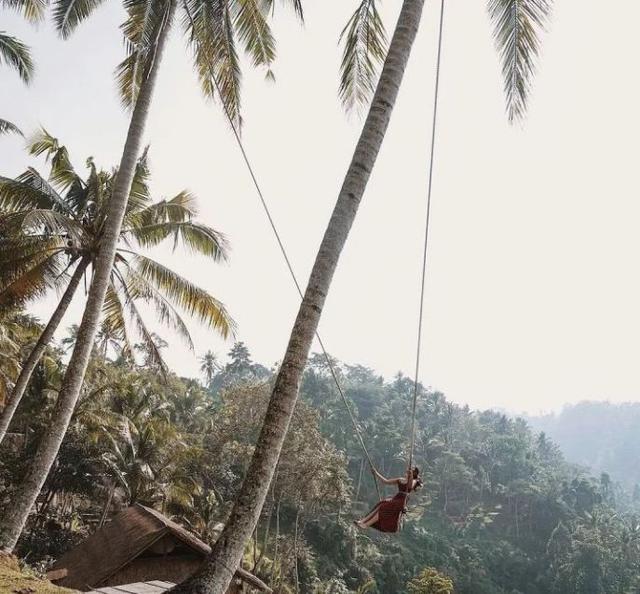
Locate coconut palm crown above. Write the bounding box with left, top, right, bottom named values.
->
left=0, top=129, right=235, bottom=368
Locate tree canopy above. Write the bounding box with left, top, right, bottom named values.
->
left=2, top=332, right=639, bottom=593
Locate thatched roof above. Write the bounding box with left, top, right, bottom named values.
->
left=49, top=504, right=270, bottom=592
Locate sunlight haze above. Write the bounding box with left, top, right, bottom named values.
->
left=2, top=0, right=639, bottom=414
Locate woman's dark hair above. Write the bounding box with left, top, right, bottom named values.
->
left=412, top=467, right=423, bottom=490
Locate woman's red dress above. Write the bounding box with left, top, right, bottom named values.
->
left=369, top=480, right=413, bottom=533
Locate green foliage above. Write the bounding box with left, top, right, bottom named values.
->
left=1, top=0, right=47, bottom=23
left=406, top=567, right=454, bottom=594
left=52, top=0, right=108, bottom=39
left=0, top=31, right=35, bottom=83
left=0, top=132, right=234, bottom=369
left=339, top=0, right=387, bottom=114
left=2, top=333, right=639, bottom=593
left=115, top=0, right=297, bottom=122
left=0, top=118, right=24, bottom=137
left=0, top=312, right=41, bottom=406
left=487, top=0, right=553, bottom=122
left=339, top=0, right=553, bottom=122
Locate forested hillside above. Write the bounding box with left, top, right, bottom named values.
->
left=526, top=402, right=640, bottom=492
left=2, top=327, right=639, bottom=593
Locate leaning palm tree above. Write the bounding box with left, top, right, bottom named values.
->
left=0, top=0, right=300, bottom=555
left=172, top=0, right=553, bottom=591
left=0, top=130, right=234, bottom=446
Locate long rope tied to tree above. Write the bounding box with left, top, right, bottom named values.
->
left=182, top=2, right=382, bottom=500
left=408, top=0, right=445, bottom=474
left=185, top=0, right=445, bottom=503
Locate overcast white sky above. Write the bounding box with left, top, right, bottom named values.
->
left=2, top=1, right=640, bottom=414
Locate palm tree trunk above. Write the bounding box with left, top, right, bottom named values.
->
left=170, top=2, right=426, bottom=591
left=253, top=501, right=272, bottom=573
left=293, top=507, right=300, bottom=594
left=0, top=258, right=89, bottom=446
left=0, top=4, right=174, bottom=553
left=270, top=499, right=281, bottom=589
left=98, top=481, right=116, bottom=529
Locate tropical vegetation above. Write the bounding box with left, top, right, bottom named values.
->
left=0, top=0, right=302, bottom=554
left=2, top=336, right=640, bottom=593
left=188, top=0, right=554, bottom=590
left=7, top=0, right=624, bottom=593
left=0, top=131, right=232, bottom=445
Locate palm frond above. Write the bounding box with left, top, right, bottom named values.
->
left=1, top=0, right=47, bottom=22
left=128, top=220, right=229, bottom=260
left=0, top=235, right=71, bottom=313
left=183, top=0, right=242, bottom=127
left=52, top=0, right=109, bottom=38
left=0, top=32, right=35, bottom=83
left=260, top=0, right=303, bottom=21
left=27, top=127, right=61, bottom=158
left=115, top=270, right=169, bottom=372
left=115, top=257, right=195, bottom=351
left=0, top=251, right=67, bottom=310
left=100, top=451, right=133, bottom=499
left=116, top=0, right=171, bottom=107
left=28, top=129, right=84, bottom=192
left=0, top=173, right=70, bottom=214
left=115, top=53, right=146, bottom=109
left=124, top=190, right=196, bottom=227
left=0, top=238, right=64, bottom=277
left=0, top=209, right=86, bottom=243
left=101, top=283, right=135, bottom=360
left=230, top=0, right=276, bottom=71
left=338, top=0, right=387, bottom=114
left=128, top=252, right=234, bottom=339
left=487, top=0, right=552, bottom=123
left=126, top=146, right=153, bottom=212
left=76, top=156, right=102, bottom=217
left=0, top=118, right=23, bottom=137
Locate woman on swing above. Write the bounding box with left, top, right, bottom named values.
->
left=355, top=466, right=422, bottom=532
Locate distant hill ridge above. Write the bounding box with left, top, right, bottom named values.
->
left=523, top=400, right=640, bottom=488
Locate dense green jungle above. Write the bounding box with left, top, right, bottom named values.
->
left=2, top=328, right=639, bottom=594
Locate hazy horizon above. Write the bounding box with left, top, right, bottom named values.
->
left=3, top=1, right=640, bottom=414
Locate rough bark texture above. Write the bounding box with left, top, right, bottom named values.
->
left=293, top=508, right=300, bottom=594
left=0, top=258, right=89, bottom=446
left=169, top=1, right=426, bottom=592
left=0, top=4, right=174, bottom=552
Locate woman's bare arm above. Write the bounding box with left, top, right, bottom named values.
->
left=374, top=469, right=403, bottom=486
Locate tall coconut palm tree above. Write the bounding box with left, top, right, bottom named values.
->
left=0, top=0, right=301, bottom=554
left=0, top=130, right=234, bottom=445
left=171, top=0, right=553, bottom=591
left=199, top=350, right=221, bottom=387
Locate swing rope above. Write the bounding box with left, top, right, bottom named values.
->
left=408, top=0, right=445, bottom=473
left=182, top=2, right=382, bottom=500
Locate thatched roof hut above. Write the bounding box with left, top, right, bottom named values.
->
left=48, top=504, right=270, bottom=593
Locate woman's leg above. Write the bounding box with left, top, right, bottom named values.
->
left=357, top=503, right=381, bottom=525
left=356, top=503, right=382, bottom=528
left=359, top=511, right=379, bottom=528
